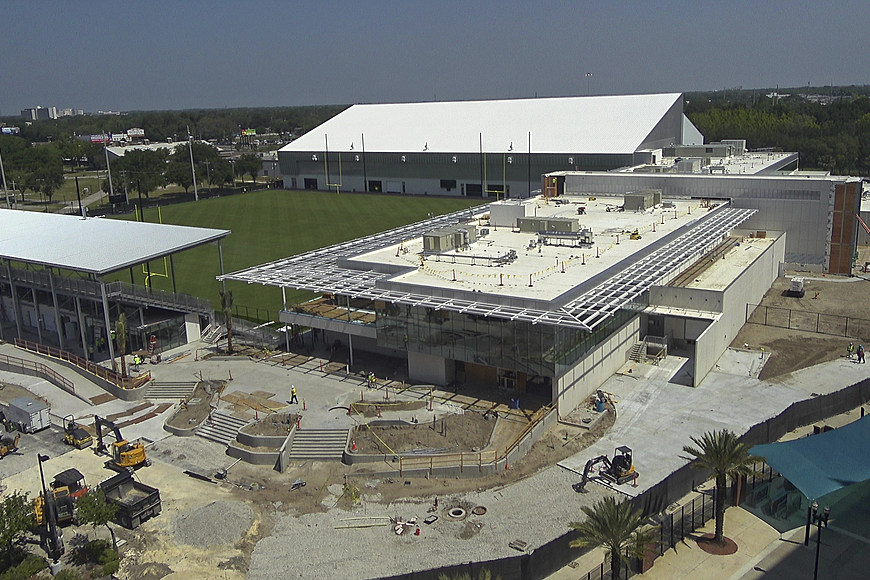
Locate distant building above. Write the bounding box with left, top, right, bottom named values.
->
left=278, top=93, right=703, bottom=197
left=20, top=106, right=57, bottom=121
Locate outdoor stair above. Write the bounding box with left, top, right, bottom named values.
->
left=195, top=411, right=250, bottom=446
left=288, top=429, right=349, bottom=460
left=628, top=342, right=645, bottom=363
left=145, top=381, right=197, bottom=400
left=201, top=324, right=225, bottom=344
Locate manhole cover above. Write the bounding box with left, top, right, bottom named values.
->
left=188, top=397, right=203, bottom=406
left=447, top=507, right=466, bottom=519
left=471, top=506, right=487, bottom=516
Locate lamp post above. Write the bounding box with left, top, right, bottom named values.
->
left=585, top=72, right=593, bottom=95
left=37, top=454, right=63, bottom=566
left=188, top=132, right=199, bottom=201
left=0, top=146, right=10, bottom=209
left=811, top=501, right=830, bottom=580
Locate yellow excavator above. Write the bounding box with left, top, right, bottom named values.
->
left=94, top=415, right=150, bottom=471
left=0, top=433, right=20, bottom=459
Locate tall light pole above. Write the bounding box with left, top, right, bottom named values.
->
left=585, top=72, right=593, bottom=96
left=188, top=129, right=199, bottom=201
left=37, top=454, right=63, bottom=566
left=104, top=144, right=115, bottom=200
left=811, top=502, right=830, bottom=580
left=0, top=145, right=10, bottom=209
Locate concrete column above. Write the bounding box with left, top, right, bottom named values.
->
left=75, top=296, right=88, bottom=359
left=348, top=333, right=354, bottom=368
left=5, top=261, right=22, bottom=339
left=282, top=286, right=290, bottom=353
left=99, top=279, right=117, bottom=372
left=48, top=270, right=65, bottom=351
left=30, top=286, right=43, bottom=344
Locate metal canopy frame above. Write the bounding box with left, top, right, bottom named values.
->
left=220, top=204, right=756, bottom=332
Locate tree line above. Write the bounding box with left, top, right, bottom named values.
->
left=685, top=86, right=870, bottom=176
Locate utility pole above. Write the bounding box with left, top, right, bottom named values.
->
left=0, top=146, right=10, bottom=209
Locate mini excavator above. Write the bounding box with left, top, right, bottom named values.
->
left=572, top=446, right=637, bottom=493
left=94, top=415, right=150, bottom=471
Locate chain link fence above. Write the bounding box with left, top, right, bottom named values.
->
left=746, top=304, right=870, bottom=341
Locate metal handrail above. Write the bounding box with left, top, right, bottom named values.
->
left=0, top=352, right=76, bottom=395
left=14, top=338, right=150, bottom=390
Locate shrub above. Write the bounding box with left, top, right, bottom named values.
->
left=0, top=552, right=48, bottom=580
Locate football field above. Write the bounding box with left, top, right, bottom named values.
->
left=114, top=189, right=484, bottom=316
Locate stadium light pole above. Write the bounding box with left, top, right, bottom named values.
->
left=188, top=130, right=199, bottom=201
left=585, top=72, right=593, bottom=95
left=0, top=146, right=10, bottom=209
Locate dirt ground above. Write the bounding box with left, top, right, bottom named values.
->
left=241, top=412, right=298, bottom=437
left=226, top=405, right=616, bottom=518
left=353, top=410, right=495, bottom=454
left=0, top=381, right=45, bottom=406
left=165, top=380, right=225, bottom=430
left=732, top=276, right=870, bottom=380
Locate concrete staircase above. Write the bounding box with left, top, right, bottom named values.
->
left=146, top=381, right=197, bottom=400
left=289, top=429, right=349, bottom=460
left=195, top=411, right=250, bottom=446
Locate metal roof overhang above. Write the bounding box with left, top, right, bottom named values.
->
left=220, top=205, right=756, bottom=332
left=0, top=209, right=230, bottom=276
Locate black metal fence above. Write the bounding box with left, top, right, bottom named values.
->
left=746, top=304, right=870, bottom=341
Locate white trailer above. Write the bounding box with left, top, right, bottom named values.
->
left=7, top=397, right=51, bottom=433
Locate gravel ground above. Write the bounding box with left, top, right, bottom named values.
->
left=248, top=465, right=614, bottom=580
left=173, top=500, right=255, bottom=548
left=148, top=434, right=236, bottom=476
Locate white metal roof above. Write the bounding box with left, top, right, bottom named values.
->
left=280, top=94, right=683, bottom=155
left=0, top=209, right=230, bottom=275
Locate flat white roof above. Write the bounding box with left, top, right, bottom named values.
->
left=681, top=235, right=776, bottom=292
left=280, top=93, right=683, bottom=155
left=0, top=209, right=230, bottom=275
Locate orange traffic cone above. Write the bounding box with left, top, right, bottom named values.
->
left=351, top=439, right=357, bottom=451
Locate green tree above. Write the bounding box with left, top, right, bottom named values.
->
left=569, top=496, right=657, bottom=580
left=120, top=148, right=168, bottom=200
left=0, top=491, right=33, bottom=567
left=164, top=158, right=194, bottom=193
left=21, top=145, right=64, bottom=203
left=75, top=488, right=119, bottom=553
left=220, top=289, right=234, bottom=354
left=682, top=429, right=758, bottom=545
left=236, top=153, right=261, bottom=183
left=115, top=313, right=128, bottom=378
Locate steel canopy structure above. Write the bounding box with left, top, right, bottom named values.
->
left=220, top=204, right=756, bottom=332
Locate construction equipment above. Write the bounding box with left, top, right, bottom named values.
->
left=629, top=229, right=642, bottom=240
left=94, top=415, right=150, bottom=471
left=98, top=469, right=161, bottom=529
left=572, top=446, right=637, bottom=493
left=0, top=433, right=20, bottom=458
left=6, top=397, right=51, bottom=433
left=52, top=469, right=89, bottom=499
left=63, top=415, right=93, bottom=449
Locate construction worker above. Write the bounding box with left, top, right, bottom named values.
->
left=848, top=342, right=855, bottom=359
left=290, top=386, right=298, bottom=405
left=858, top=344, right=866, bottom=364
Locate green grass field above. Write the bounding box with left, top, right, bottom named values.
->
left=112, top=190, right=484, bottom=315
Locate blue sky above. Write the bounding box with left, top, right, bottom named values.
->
left=2, top=0, right=868, bottom=114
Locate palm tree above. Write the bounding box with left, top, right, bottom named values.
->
left=682, top=429, right=758, bottom=545
left=114, top=313, right=128, bottom=378
left=569, top=496, right=657, bottom=580
left=220, top=289, right=234, bottom=354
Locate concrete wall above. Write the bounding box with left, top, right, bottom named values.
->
left=408, top=351, right=455, bottom=385
left=184, top=313, right=201, bottom=344
left=554, top=315, right=640, bottom=416
left=562, top=172, right=843, bottom=269
left=691, top=232, right=786, bottom=385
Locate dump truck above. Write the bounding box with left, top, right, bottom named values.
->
left=98, top=470, right=161, bottom=529
left=6, top=397, right=51, bottom=433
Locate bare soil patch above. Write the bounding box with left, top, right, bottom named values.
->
left=0, top=381, right=40, bottom=405
left=352, top=400, right=427, bottom=418
left=165, top=380, right=225, bottom=429
left=353, top=411, right=495, bottom=454
left=241, top=412, right=298, bottom=437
